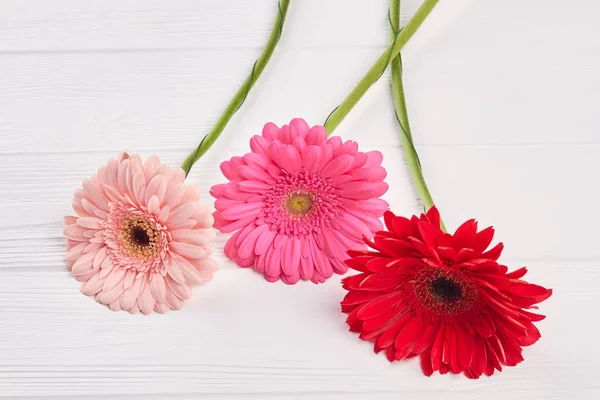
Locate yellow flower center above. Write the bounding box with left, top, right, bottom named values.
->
left=286, top=193, right=313, bottom=216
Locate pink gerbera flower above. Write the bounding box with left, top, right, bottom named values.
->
left=211, top=118, right=389, bottom=284
left=64, top=153, right=217, bottom=314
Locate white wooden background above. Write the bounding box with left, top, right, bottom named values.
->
left=0, top=0, right=598, bottom=398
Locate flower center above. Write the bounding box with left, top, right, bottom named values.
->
left=130, top=224, right=151, bottom=247
left=413, top=267, right=478, bottom=316
left=261, top=171, right=342, bottom=236
left=286, top=193, right=313, bottom=215
left=430, top=277, right=463, bottom=303
left=103, top=202, right=170, bottom=273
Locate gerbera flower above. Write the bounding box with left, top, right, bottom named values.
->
left=341, top=207, right=552, bottom=378
left=211, top=118, right=389, bottom=284
left=64, top=153, right=217, bottom=314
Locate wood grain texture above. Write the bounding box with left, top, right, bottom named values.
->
left=0, top=0, right=598, bottom=398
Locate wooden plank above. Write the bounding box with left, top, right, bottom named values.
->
left=1, top=42, right=599, bottom=153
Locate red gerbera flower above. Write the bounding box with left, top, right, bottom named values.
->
left=341, top=207, right=552, bottom=379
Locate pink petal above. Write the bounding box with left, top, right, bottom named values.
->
left=150, top=273, right=167, bottom=304
left=165, top=256, right=186, bottom=284
left=282, top=236, right=301, bottom=275
left=255, top=228, right=277, bottom=255
left=321, top=154, right=354, bottom=178
left=170, top=242, right=206, bottom=259
left=238, top=224, right=269, bottom=259
left=167, top=201, right=199, bottom=226
left=166, top=275, right=192, bottom=300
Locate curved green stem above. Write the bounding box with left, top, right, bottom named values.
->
left=323, top=0, right=439, bottom=135
left=181, top=0, right=291, bottom=177
left=390, top=0, right=445, bottom=231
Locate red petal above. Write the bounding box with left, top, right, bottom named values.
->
left=520, top=309, right=546, bottom=322
left=376, top=312, right=412, bottom=348
left=442, top=324, right=453, bottom=366
left=425, top=206, right=441, bottom=229
left=373, top=237, right=414, bottom=257
left=391, top=216, right=414, bottom=238
left=456, top=326, right=474, bottom=370
left=417, top=221, right=443, bottom=249
left=471, top=335, right=487, bottom=378
left=420, top=348, right=434, bottom=376
left=341, top=290, right=381, bottom=309
left=472, top=226, right=495, bottom=254
left=454, top=219, right=478, bottom=239
left=505, top=266, right=528, bottom=279
left=383, top=211, right=396, bottom=231
left=412, top=323, right=439, bottom=354
left=395, top=314, right=425, bottom=351
left=431, top=324, right=446, bottom=371
left=344, top=255, right=373, bottom=272
left=363, top=307, right=404, bottom=332
left=481, top=242, right=504, bottom=261
left=449, top=327, right=462, bottom=374
left=356, top=292, right=403, bottom=320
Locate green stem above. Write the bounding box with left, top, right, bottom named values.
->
left=390, top=0, right=446, bottom=231
left=181, top=0, right=291, bottom=177
left=323, top=0, right=439, bottom=135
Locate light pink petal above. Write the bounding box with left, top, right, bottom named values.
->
left=64, top=224, right=88, bottom=241
left=143, top=155, right=161, bottom=181
left=145, top=175, right=167, bottom=205
left=166, top=276, right=192, bottom=300
left=173, top=254, right=205, bottom=285
left=92, top=246, right=109, bottom=269
left=170, top=242, right=206, bottom=259
left=64, top=216, right=77, bottom=225
left=147, top=195, right=161, bottom=216
left=66, top=242, right=88, bottom=270
left=167, top=201, right=199, bottom=226
left=154, top=302, right=169, bottom=314
left=102, top=267, right=126, bottom=292
left=165, top=290, right=183, bottom=310
left=165, top=256, right=186, bottom=284
left=76, top=217, right=103, bottom=230
left=100, top=281, right=125, bottom=305
left=120, top=276, right=143, bottom=310
left=182, top=184, right=202, bottom=202
left=150, top=273, right=167, bottom=304
left=138, top=279, right=155, bottom=315
left=82, top=179, right=109, bottom=211
left=81, top=273, right=104, bottom=295
left=71, top=250, right=98, bottom=276
left=164, top=183, right=186, bottom=208
left=123, top=269, right=136, bottom=290
left=171, top=229, right=210, bottom=247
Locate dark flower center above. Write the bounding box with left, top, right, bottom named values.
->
left=131, top=225, right=151, bottom=247
left=430, top=277, right=463, bottom=303
left=413, top=267, right=479, bottom=316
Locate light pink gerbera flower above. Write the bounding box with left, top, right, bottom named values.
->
left=64, top=153, right=217, bottom=314
left=211, top=118, right=389, bottom=284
